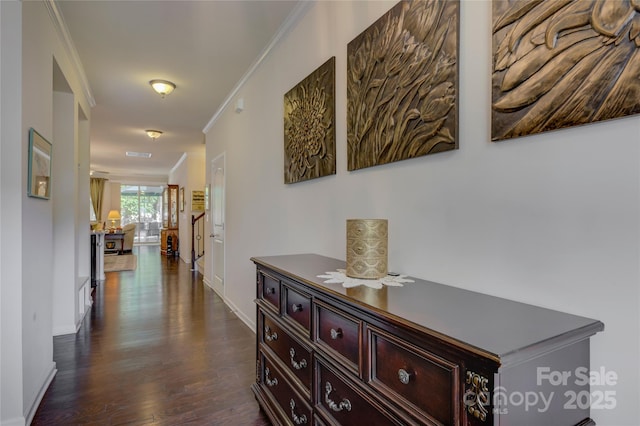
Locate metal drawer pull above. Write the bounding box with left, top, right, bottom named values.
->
left=325, top=381, right=352, bottom=412
left=289, top=348, right=308, bottom=370
left=291, top=303, right=303, bottom=312
left=264, top=325, right=278, bottom=342
left=398, top=368, right=413, bottom=385
left=264, top=367, right=278, bottom=387
left=330, top=328, right=343, bottom=340
left=290, top=399, right=308, bottom=424
left=265, top=287, right=276, bottom=295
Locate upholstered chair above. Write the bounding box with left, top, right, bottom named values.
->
left=122, top=223, right=136, bottom=252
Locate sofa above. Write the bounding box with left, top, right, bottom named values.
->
left=122, top=223, right=136, bottom=252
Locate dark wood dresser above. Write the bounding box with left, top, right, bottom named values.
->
left=251, top=254, right=604, bottom=426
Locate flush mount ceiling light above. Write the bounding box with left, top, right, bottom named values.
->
left=149, top=79, right=176, bottom=98
left=145, top=129, right=163, bottom=140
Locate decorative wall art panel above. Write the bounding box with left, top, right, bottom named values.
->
left=347, top=0, right=459, bottom=171
left=492, top=0, right=640, bottom=141
left=284, top=57, right=336, bottom=184
left=28, top=128, right=52, bottom=200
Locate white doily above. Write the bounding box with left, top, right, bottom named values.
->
left=317, top=269, right=414, bottom=289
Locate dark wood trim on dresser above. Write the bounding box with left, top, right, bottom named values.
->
left=251, top=254, right=604, bottom=426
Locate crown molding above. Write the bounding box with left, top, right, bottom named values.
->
left=170, top=153, right=189, bottom=176
left=45, top=0, right=96, bottom=108
left=203, top=0, right=312, bottom=134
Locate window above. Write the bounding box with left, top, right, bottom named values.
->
left=120, top=185, right=163, bottom=244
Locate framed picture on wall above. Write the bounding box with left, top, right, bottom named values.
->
left=28, top=128, right=52, bottom=200
left=192, top=190, right=205, bottom=211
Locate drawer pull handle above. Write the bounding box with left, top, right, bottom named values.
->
left=291, top=303, right=303, bottom=313
left=330, top=328, right=343, bottom=340
left=264, top=367, right=278, bottom=387
left=290, top=399, right=308, bottom=424
left=264, top=325, right=278, bottom=342
left=265, top=287, right=276, bottom=295
left=289, top=348, right=308, bottom=370
left=398, top=368, right=413, bottom=385
left=325, top=381, right=352, bottom=412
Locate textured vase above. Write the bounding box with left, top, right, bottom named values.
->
left=346, top=219, right=388, bottom=279
left=347, top=285, right=388, bottom=310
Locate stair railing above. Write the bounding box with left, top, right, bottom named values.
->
left=191, top=212, right=206, bottom=271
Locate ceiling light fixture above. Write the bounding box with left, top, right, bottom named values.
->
left=145, top=129, right=163, bottom=140
left=149, top=79, right=176, bottom=98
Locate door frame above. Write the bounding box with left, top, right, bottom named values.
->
left=209, top=152, right=226, bottom=298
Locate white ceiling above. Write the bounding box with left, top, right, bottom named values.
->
left=57, top=0, right=301, bottom=180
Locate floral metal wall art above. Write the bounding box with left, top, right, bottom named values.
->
left=284, top=57, right=336, bottom=184
left=347, top=0, right=459, bottom=171
left=492, top=0, right=640, bottom=141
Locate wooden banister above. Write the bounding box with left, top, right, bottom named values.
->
left=191, top=212, right=206, bottom=271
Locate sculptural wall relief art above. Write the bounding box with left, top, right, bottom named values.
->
left=492, top=0, right=640, bottom=141
left=284, top=57, right=336, bottom=184
left=347, top=0, right=459, bottom=171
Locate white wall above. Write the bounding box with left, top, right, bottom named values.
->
left=98, top=181, right=122, bottom=229
left=21, top=2, right=56, bottom=421
left=169, top=151, right=206, bottom=263
left=17, top=1, right=93, bottom=423
left=204, top=1, right=640, bottom=425
left=78, top=116, right=90, bottom=279
left=1, top=1, right=25, bottom=424
left=52, top=90, right=78, bottom=336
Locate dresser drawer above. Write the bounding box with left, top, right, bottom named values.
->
left=369, top=328, right=459, bottom=425
left=315, top=302, right=361, bottom=374
left=316, top=357, right=403, bottom=426
left=284, top=283, right=312, bottom=335
left=262, top=312, right=313, bottom=392
left=260, top=271, right=280, bottom=312
left=260, top=352, right=313, bottom=426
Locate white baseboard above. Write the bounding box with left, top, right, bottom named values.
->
left=211, top=285, right=223, bottom=299
left=223, top=297, right=256, bottom=334
left=202, top=279, right=255, bottom=333
left=191, top=260, right=204, bottom=275
left=52, top=324, right=77, bottom=336
left=203, top=276, right=212, bottom=289
left=76, top=302, right=92, bottom=332
left=24, top=363, right=57, bottom=426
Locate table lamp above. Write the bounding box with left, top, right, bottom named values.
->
left=107, top=210, right=121, bottom=231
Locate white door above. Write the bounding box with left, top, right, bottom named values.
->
left=210, top=154, right=225, bottom=297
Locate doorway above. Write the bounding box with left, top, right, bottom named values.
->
left=120, top=185, right=163, bottom=244
left=210, top=154, right=225, bottom=297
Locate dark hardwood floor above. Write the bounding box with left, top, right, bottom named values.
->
left=33, top=245, right=269, bottom=426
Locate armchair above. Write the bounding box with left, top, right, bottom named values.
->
left=122, top=223, right=136, bottom=252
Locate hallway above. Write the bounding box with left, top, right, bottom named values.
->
left=32, top=245, right=268, bottom=425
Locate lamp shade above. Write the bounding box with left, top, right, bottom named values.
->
left=107, top=210, right=121, bottom=220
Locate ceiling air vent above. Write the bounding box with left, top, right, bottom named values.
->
left=126, top=151, right=152, bottom=158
